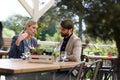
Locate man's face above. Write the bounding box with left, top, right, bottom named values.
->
left=60, top=27, right=71, bottom=37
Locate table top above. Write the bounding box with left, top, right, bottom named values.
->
left=0, top=59, right=80, bottom=74
left=86, top=55, right=117, bottom=60
left=58, top=61, right=80, bottom=69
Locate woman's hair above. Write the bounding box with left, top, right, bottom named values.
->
left=23, top=19, right=37, bottom=31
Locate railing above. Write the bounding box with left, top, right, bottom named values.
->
left=0, top=38, right=116, bottom=58
left=37, top=40, right=59, bottom=46
left=2, top=38, right=115, bottom=48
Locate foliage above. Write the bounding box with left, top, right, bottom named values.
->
left=82, top=4, right=120, bottom=48
left=3, top=14, right=29, bottom=34
left=38, top=8, right=59, bottom=41
left=2, top=28, right=15, bottom=38
left=83, top=0, right=120, bottom=40
left=30, top=44, right=56, bottom=56
left=31, top=48, right=44, bottom=55
left=84, top=44, right=118, bottom=56
left=84, top=39, right=118, bottom=56
left=38, top=1, right=83, bottom=40
left=37, top=1, right=84, bottom=40
left=86, top=69, right=93, bottom=79
left=82, top=0, right=120, bottom=78
left=35, top=21, right=46, bottom=40
left=56, top=0, right=85, bottom=38
left=2, top=14, right=46, bottom=40
left=45, top=29, right=62, bottom=42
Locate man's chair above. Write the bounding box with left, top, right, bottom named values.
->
left=81, top=55, right=89, bottom=62
left=83, top=59, right=103, bottom=80
left=63, top=61, right=85, bottom=80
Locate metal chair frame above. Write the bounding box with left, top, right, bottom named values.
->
left=63, top=61, right=85, bottom=80
left=82, top=59, right=103, bottom=80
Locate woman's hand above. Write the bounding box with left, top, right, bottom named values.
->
left=16, top=32, right=28, bottom=46
left=19, top=32, right=28, bottom=40
left=29, top=45, right=35, bottom=50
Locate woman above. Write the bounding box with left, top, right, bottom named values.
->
left=8, top=19, right=38, bottom=58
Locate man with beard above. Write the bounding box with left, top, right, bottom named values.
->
left=58, top=19, right=82, bottom=62
left=55, top=20, right=82, bottom=80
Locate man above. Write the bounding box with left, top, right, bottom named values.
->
left=55, top=20, right=82, bottom=80
left=59, top=19, right=82, bottom=62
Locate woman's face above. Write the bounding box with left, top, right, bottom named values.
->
left=27, top=24, right=38, bottom=36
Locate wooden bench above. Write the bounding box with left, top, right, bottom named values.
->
left=3, top=38, right=12, bottom=47
left=0, top=38, right=12, bottom=58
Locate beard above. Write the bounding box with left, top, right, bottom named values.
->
left=61, top=33, right=69, bottom=37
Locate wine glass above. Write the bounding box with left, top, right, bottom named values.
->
left=21, top=49, right=30, bottom=60
left=60, top=51, right=67, bottom=61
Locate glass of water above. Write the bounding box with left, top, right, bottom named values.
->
left=60, top=51, right=67, bottom=61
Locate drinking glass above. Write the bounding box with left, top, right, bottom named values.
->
left=53, top=46, right=60, bottom=62
left=53, top=51, right=60, bottom=62
left=21, top=49, right=30, bottom=60
left=60, top=51, right=67, bottom=61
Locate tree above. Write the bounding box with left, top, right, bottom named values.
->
left=3, top=14, right=45, bottom=40
left=35, top=20, right=46, bottom=40
left=38, top=8, right=59, bottom=41
left=83, top=0, right=120, bottom=79
left=45, top=29, right=62, bottom=42
left=38, top=1, right=84, bottom=40
left=3, top=14, right=29, bottom=34
left=55, top=0, right=86, bottom=39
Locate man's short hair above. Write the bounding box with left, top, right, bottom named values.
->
left=60, top=20, right=74, bottom=29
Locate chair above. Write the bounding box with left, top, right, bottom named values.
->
left=98, top=65, right=116, bottom=80
left=0, top=38, right=11, bottom=58
left=81, top=55, right=89, bottom=62
left=92, top=52, right=116, bottom=80
left=93, top=52, right=116, bottom=80
left=105, top=68, right=117, bottom=80
left=63, top=61, right=85, bottom=80
left=83, top=59, right=103, bottom=80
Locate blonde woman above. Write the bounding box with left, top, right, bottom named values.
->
left=8, top=19, right=38, bottom=58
